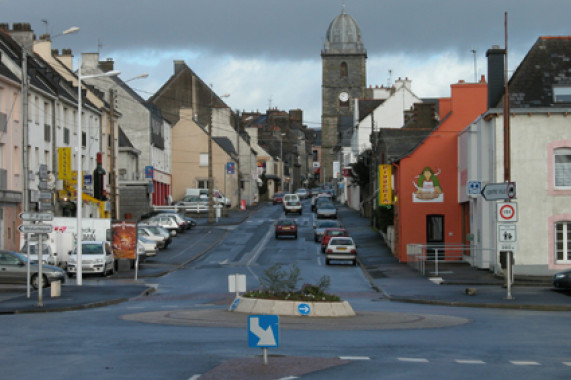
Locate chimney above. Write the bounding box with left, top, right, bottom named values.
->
left=174, top=60, right=185, bottom=74
left=486, top=46, right=505, bottom=109
left=7, top=22, right=35, bottom=48
left=57, top=48, right=74, bottom=71
left=99, top=58, right=114, bottom=73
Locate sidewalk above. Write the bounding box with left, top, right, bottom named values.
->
left=336, top=204, right=571, bottom=311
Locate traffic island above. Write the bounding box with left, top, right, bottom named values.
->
left=229, top=296, right=356, bottom=317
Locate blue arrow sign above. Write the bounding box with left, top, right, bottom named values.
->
left=297, top=303, right=311, bottom=315
left=248, top=315, right=279, bottom=348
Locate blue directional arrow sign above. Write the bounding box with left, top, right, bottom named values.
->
left=297, top=303, right=311, bottom=315
left=248, top=315, right=279, bottom=348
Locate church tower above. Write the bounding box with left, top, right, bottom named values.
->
left=321, top=7, right=367, bottom=182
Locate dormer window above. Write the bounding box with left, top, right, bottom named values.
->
left=553, top=85, right=571, bottom=103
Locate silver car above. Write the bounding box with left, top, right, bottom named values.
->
left=0, top=250, right=66, bottom=289
left=316, top=202, right=337, bottom=219
left=141, top=215, right=179, bottom=236
left=313, top=220, right=343, bottom=242
left=137, top=226, right=170, bottom=249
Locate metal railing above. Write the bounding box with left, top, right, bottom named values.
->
left=406, top=244, right=479, bottom=276
left=153, top=204, right=209, bottom=214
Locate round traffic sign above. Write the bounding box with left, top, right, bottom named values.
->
left=499, top=204, right=516, bottom=221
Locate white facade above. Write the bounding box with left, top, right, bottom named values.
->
left=460, top=109, right=571, bottom=276
left=351, top=79, right=421, bottom=158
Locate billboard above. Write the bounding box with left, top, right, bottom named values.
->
left=111, top=221, right=137, bottom=260
left=378, top=164, right=393, bottom=206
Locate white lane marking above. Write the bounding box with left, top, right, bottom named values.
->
left=510, top=361, right=541, bottom=366
left=339, top=356, right=370, bottom=360
left=398, top=358, right=429, bottom=363
left=563, top=362, right=571, bottom=366
left=276, top=377, right=299, bottom=380
left=455, top=359, right=486, bottom=364
left=187, top=375, right=201, bottom=380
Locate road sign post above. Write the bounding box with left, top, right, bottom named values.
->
left=248, top=315, right=279, bottom=365
left=18, top=223, right=53, bottom=234
left=481, top=182, right=517, bottom=201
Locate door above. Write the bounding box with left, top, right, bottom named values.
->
left=426, top=215, right=444, bottom=259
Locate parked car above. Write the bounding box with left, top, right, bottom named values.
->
left=313, top=220, right=344, bottom=242
left=283, top=194, right=302, bottom=215
left=274, top=219, right=298, bottom=239
left=67, top=241, right=115, bottom=277
left=295, top=188, right=309, bottom=199
left=141, top=210, right=194, bottom=230
left=273, top=192, right=286, bottom=205
left=141, top=225, right=172, bottom=246
left=0, top=250, right=66, bottom=289
left=316, top=202, right=337, bottom=219
left=325, top=237, right=357, bottom=266
left=140, top=215, right=180, bottom=236
left=311, top=193, right=332, bottom=211
left=138, top=236, right=158, bottom=259
left=137, top=226, right=170, bottom=249
left=321, top=228, right=349, bottom=252
left=553, top=269, right=571, bottom=289
left=174, top=196, right=209, bottom=213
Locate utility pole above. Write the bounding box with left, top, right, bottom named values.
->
left=208, top=86, right=214, bottom=223
left=109, top=88, right=117, bottom=219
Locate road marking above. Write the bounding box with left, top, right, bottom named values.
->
left=276, top=377, right=298, bottom=380
left=455, top=359, right=486, bottom=364
left=339, top=356, right=370, bottom=360
left=188, top=375, right=201, bottom=380
left=510, top=361, right=540, bottom=366
left=563, top=362, right=571, bottom=366
left=398, top=357, right=429, bottom=363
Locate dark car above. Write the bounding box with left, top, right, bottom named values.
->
left=275, top=219, right=298, bottom=239
left=0, top=250, right=66, bottom=289
left=553, top=269, right=571, bottom=289
left=273, top=192, right=286, bottom=205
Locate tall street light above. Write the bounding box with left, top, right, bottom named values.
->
left=279, top=133, right=286, bottom=192
left=208, top=88, right=229, bottom=223
left=76, top=60, right=120, bottom=286
left=21, top=26, right=79, bottom=214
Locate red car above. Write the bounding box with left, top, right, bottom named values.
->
left=275, top=219, right=298, bottom=239
left=273, top=192, right=286, bottom=205
left=321, top=228, right=349, bottom=252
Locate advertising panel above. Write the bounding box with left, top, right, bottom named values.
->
left=58, top=147, right=72, bottom=180
left=111, top=221, right=137, bottom=260
left=378, top=164, right=393, bottom=206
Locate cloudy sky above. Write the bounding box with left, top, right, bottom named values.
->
left=4, top=0, right=571, bottom=128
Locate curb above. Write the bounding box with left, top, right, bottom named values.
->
left=230, top=296, right=356, bottom=317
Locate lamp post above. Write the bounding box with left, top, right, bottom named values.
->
left=279, top=133, right=286, bottom=192
left=19, top=26, right=78, bottom=299
left=207, top=88, right=229, bottom=223
left=76, top=60, right=120, bottom=286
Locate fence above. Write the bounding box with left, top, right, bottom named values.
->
left=406, top=244, right=490, bottom=276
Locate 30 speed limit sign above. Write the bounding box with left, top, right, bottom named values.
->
left=497, top=202, right=517, bottom=222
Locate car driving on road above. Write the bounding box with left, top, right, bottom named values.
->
left=274, top=219, right=298, bottom=239
left=313, top=220, right=343, bottom=242
left=325, top=237, right=357, bottom=266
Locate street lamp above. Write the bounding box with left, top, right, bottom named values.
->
left=19, top=25, right=78, bottom=299
left=21, top=26, right=79, bottom=214
left=76, top=60, right=120, bottom=286
left=279, top=133, right=286, bottom=192
left=208, top=88, right=230, bottom=223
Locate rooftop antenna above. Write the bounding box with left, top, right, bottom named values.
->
left=268, top=95, right=273, bottom=110
left=98, top=39, right=103, bottom=54
left=387, top=69, right=393, bottom=87
left=471, top=49, right=477, bottom=82
left=41, top=19, right=49, bottom=36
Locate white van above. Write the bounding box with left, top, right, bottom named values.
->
left=185, top=188, right=231, bottom=208
left=67, top=241, right=115, bottom=277
left=283, top=194, right=302, bottom=215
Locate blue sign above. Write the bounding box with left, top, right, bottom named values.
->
left=297, top=303, right=311, bottom=315
left=226, top=162, right=235, bottom=174
left=248, top=315, right=279, bottom=348
left=230, top=298, right=240, bottom=311
left=83, top=174, right=92, bottom=186
left=145, top=166, right=154, bottom=179
left=467, top=180, right=482, bottom=195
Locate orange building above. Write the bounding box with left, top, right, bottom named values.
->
left=391, top=77, right=488, bottom=262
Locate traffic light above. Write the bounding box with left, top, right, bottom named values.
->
left=93, top=152, right=106, bottom=200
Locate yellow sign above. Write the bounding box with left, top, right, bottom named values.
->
left=378, top=164, right=393, bottom=206
left=58, top=147, right=72, bottom=180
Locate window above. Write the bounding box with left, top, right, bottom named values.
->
left=553, top=86, right=571, bottom=103
left=63, top=128, right=70, bottom=144
left=340, top=62, right=348, bottom=78
left=44, top=123, right=51, bottom=142
left=554, top=148, right=571, bottom=188
left=197, top=179, right=208, bottom=189
left=555, top=221, right=571, bottom=263
left=199, top=153, right=208, bottom=167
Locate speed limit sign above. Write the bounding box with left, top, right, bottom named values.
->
left=497, top=202, right=517, bottom=222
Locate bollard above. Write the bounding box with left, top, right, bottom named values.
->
left=51, top=280, right=61, bottom=298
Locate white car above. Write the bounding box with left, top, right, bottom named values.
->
left=325, top=237, right=357, bottom=266
left=141, top=215, right=179, bottom=236
left=138, top=236, right=158, bottom=259
left=283, top=193, right=302, bottom=215
left=67, top=241, right=115, bottom=276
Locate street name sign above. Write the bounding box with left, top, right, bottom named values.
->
left=18, top=212, right=53, bottom=222
left=18, top=223, right=53, bottom=234
left=481, top=182, right=516, bottom=201
left=248, top=315, right=279, bottom=348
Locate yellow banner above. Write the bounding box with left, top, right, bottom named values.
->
left=58, top=147, right=72, bottom=180
left=378, top=164, right=392, bottom=206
